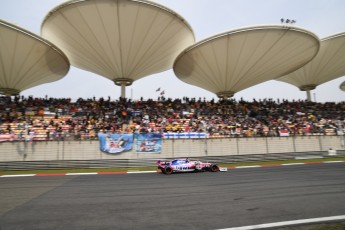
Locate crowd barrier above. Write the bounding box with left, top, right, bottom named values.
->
left=1, top=151, right=344, bottom=171
left=0, top=135, right=344, bottom=170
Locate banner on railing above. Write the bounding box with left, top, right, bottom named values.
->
left=136, top=133, right=162, bottom=153
left=279, top=130, right=290, bottom=137
left=0, top=134, right=16, bottom=142
left=98, top=133, right=133, bottom=154
left=163, top=132, right=207, bottom=139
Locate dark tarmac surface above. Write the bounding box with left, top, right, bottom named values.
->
left=0, top=163, right=345, bottom=230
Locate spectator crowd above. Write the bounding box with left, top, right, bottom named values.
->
left=0, top=95, right=344, bottom=141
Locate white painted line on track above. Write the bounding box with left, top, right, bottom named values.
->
left=0, top=174, right=35, bottom=177
left=235, top=165, right=261, bottom=169
left=65, top=172, right=98, bottom=176
left=127, top=171, right=157, bottom=174
left=324, top=161, right=344, bottom=163
left=217, top=215, right=345, bottom=230
left=282, top=163, right=305, bottom=166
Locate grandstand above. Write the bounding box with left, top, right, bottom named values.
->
left=1, top=96, right=344, bottom=141
left=0, top=0, right=344, bottom=169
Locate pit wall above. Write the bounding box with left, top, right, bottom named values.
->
left=0, top=136, right=344, bottom=162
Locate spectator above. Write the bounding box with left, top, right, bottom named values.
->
left=0, top=96, right=344, bottom=141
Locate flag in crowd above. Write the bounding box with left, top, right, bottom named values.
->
left=155, top=87, right=165, bottom=95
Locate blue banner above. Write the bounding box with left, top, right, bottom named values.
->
left=98, top=133, right=133, bottom=154
left=163, top=132, right=207, bottom=139
left=136, top=133, right=162, bottom=153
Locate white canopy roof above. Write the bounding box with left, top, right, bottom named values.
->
left=0, top=19, right=70, bottom=96
left=277, top=32, right=345, bottom=91
left=173, top=25, right=320, bottom=99
left=41, top=0, right=195, bottom=97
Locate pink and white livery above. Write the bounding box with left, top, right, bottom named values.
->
left=157, top=158, right=219, bottom=175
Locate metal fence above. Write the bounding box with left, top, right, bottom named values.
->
left=0, top=150, right=344, bottom=171
left=0, top=135, right=344, bottom=171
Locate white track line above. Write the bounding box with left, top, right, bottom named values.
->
left=217, top=215, right=345, bottom=230
left=323, top=161, right=344, bottom=163
left=282, top=163, right=305, bottom=166
left=65, top=172, right=98, bottom=176
left=127, top=171, right=157, bottom=174
left=0, top=174, right=35, bottom=177
left=235, top=165, right=261, bottom=169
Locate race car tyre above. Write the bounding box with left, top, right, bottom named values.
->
left=210, top=164, right=219, bottom=172
left=161, top=168, right=167, bottom=174
left=164, top=166, right=173, bottom=175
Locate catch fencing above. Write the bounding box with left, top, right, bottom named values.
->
left=0, top=135, right=344, bottom=170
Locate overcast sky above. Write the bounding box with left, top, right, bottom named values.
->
left=1, top=0, right=345, bottom=102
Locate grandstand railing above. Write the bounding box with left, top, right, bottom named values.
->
left=0, top=129, right=344, bottom=143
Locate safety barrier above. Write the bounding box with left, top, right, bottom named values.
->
left=0, top=151, right=344, bottom=171
left=0, top=135, right=344, bottom=170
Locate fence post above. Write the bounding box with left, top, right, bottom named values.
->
left=318, top=135, right=322, bottom=151
left=62, top=140, right=65, bottom=160
left=172, top=138, right=175, bottom=158
left=236, top=138, right=239, bottom=155
left=292, top=136, right=296, bottom=152
left=337, top=121, right=345, bottom=149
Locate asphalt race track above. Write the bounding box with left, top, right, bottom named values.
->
left=0, top=163, right=345, bottom=230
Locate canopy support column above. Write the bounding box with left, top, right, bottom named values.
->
left=121, top=83, right=126, bottom=98
left=216, top=91, right=235, bottom=99
left=306, top=90, right=312, bottom=101
left=114, top=78, right=133, bottom=99
left=300, top=84, right=316, bottom=102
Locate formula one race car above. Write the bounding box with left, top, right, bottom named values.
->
left=157, top=158, right=220, bottom=175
